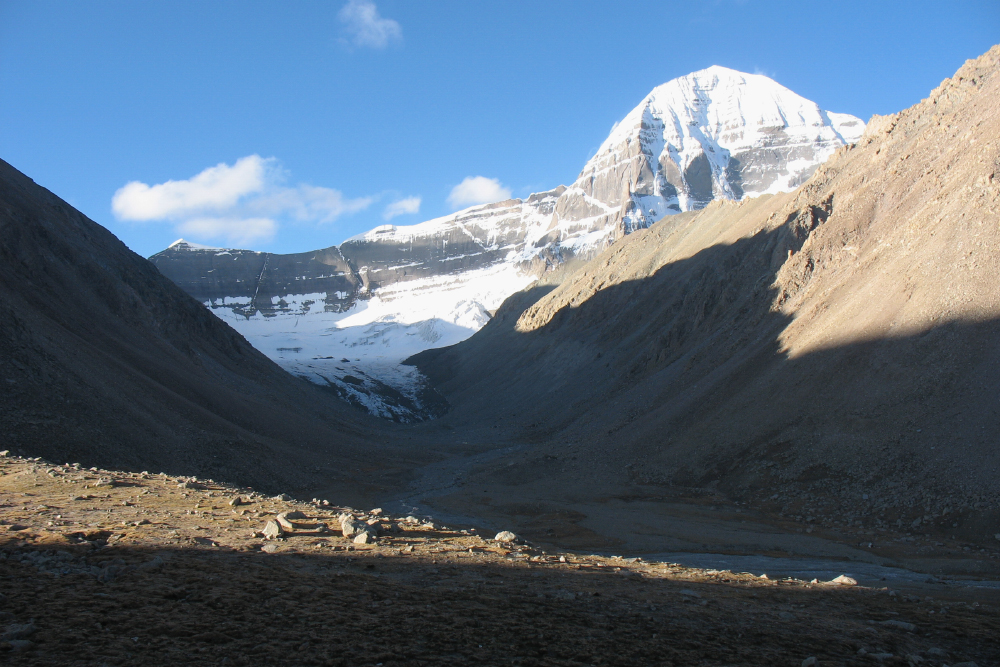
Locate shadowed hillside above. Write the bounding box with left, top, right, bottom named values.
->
left=0, top=159, right=409, bottom=503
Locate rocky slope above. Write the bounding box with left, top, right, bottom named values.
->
left=151, top=69, right=862, bottom=419
left=409, top=47, right=1000, bottom=548
left=2, top=453, right=997, bottom=665
left=0, top=158, right=401, bottom=500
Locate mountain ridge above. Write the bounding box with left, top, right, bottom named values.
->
left=151, top=67, right=863, bottom=420
left=405, top=45, right=1000, bottom=547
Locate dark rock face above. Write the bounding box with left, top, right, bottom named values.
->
left=150, top=243, right=360, bottom=317
left=0, top=158, right=388, bottom=497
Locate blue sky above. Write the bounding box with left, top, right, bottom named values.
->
left=1, top=1, right=997, bottom=257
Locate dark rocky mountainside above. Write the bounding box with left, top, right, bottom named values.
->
left=0, top=159, right=400, bottom=501
left=410, top=46, right=1000, bottom=547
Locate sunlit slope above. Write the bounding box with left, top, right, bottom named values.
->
left=413, top=46, right=1000, bottom=512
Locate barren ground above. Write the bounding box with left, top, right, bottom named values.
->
left=1, top=454, right=998, bottom=666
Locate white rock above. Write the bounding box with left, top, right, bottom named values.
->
left=830, top=575, right=857, bottom=586
left=341, top=517, right=361, bottom=537
left=262, top=520, right=283, bottom=539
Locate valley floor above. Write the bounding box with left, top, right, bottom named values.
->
left=1, top=454, right=998, bottom=666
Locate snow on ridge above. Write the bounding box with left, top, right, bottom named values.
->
left=599, top=66, right=863, bottom=158
left=168, top=238, right=226, bottom=251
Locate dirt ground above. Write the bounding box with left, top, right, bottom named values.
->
left=1, top=454, right=997, bottom=666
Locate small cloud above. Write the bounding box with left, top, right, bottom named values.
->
left=339, top=0, right=401, bottom=49
left=112, top=155, right=372, bottom=247
left=178, top=217, right=277, bottom=246
left=447, top=176, right=511, bottom=210
left=752, top=66, right=777, bottom=79
left=252, top=184, right=372, bottom=223
left=383, top=196, right=421, bottom=220
left=112, top=155, right=269, bottom=221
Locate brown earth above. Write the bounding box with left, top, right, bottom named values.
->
left=2, top=454, right=998, bottom=666
left=406, top=46, right=1000, bottom=562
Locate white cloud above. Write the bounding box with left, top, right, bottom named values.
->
left=178, top=217, right=277, bottom=246
left=382, top=196, right=421, bottom=220
left=112, top=155, right=372, bottom=247
left=112, top=155, right=268, bottom=221
left=339, top=0, right=401, bottom=49
left=252, top=184, right=373, bottom=223
left=447, top=176, right=512, bottom=210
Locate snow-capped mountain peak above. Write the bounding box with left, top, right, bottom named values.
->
left=568, top=67, right=864, bottom=234
left=152, top=67, right=864, bottom=421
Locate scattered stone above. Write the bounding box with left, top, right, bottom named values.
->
left=261, top=543, right=279, bottom=553
left=1, top=622, right=36, bottom=641
left=354, top=531, right=373, bottom=544
left=340, top=516, right=361, bottom=537
left=276, top=514, right=295, bottom=531
left=273, top=494, right=291, bottom=501
left=830, top=575, right=858, bottom=586
left=5, top=639, right=34, bottom=652
left=228, top=497, right=244, bottom=507
left=369, top=508, right=383, bottom=516
left=878, top=619, right=916, bottom=632
left=494, top=531, right=519, bottom=543
left=262, top=521, right=283, bottom=539
left=0, top=450, right=8, bottom=456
